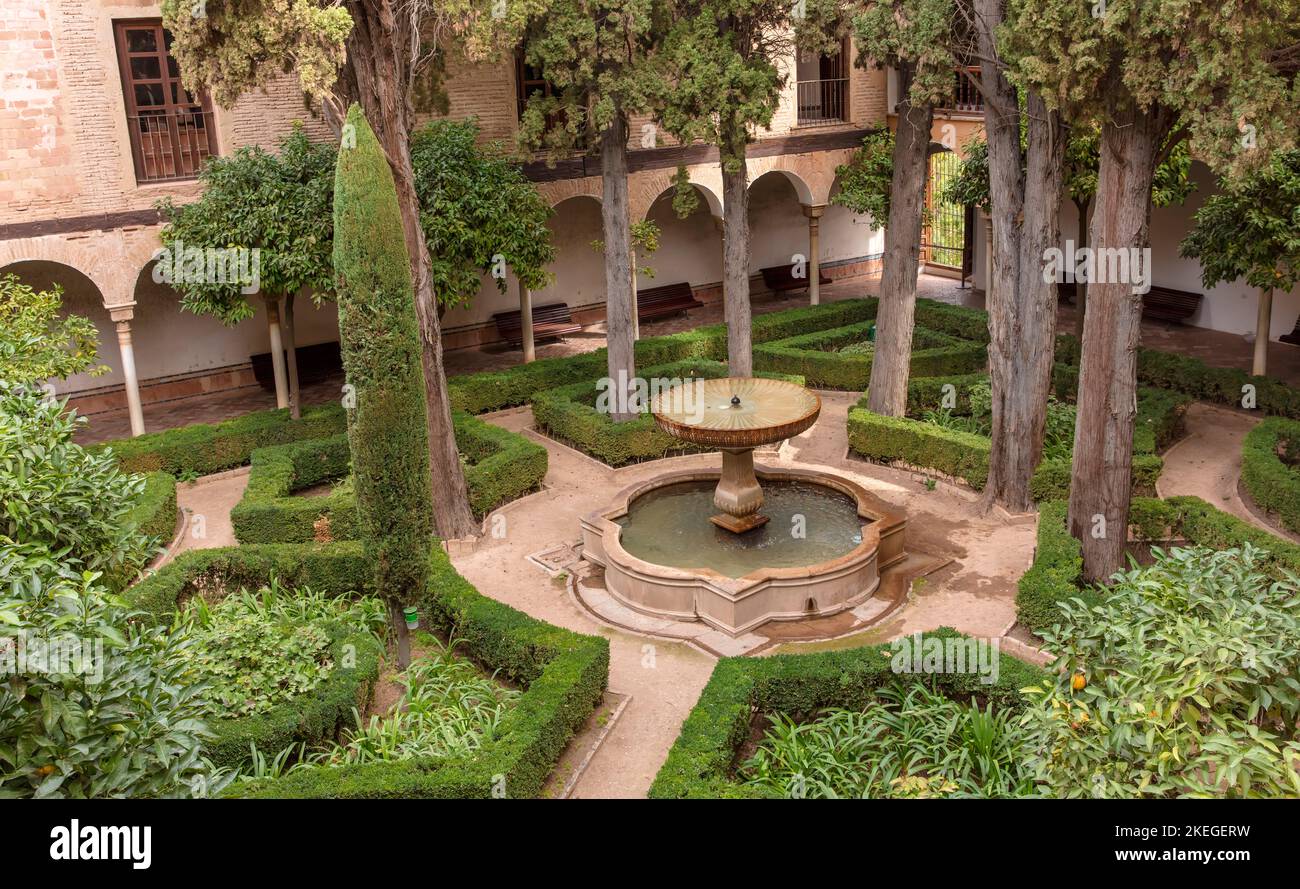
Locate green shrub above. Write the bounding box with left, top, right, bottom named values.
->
left=332, top=104, right=433, bottom=631
left=847, top=407, right=991, bottom=488
left=171, top=580, right=386, bottom=770
left=230, top=413, right=546, bottom=544
left=533, top=359, right=803, bottom=467
left=1022, top=544, right=1300, bottom=797
left=1241, top=416, right=1300, bottom=534
left=742, top=682, right=1035, bottom=798
left=0, top=382, right=157, bottom=588
left=125, top=542, right=608, bottom=797
left=101, top=402, right=347, bottom=477
left=1017, top=496, right=1300, bottom=633
left=849, top=381, right=1184, bottom=498
left=1055, top=334, right=1300, bottom=419
left=755, top=322, right=986, bottom=390
left=447, top=298, right=876, bottom=413
left=649, top=628, right=1045, bottom=799
left=0, top=542, right=215, bottom=798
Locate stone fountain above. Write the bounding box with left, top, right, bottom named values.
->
left=580, top=377, right=906, bottom=636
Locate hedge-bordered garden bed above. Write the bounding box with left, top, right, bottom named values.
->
left=647, top=628, right=1046, bottom=798
left=230, top=412, right=547, bottom=544
left=102, top=470, right=178, bottom=592
left=754, top=322, right=987, bottom=390
left=1241, top=416, right=1300, bottom=535
left=125, top=542, right=609, bottom=797
left=531, top=359, right=804, bottom=467
left=1055, top=334, right=1300, bottom=420
left=847, top=378, right=1188, bottom=498
left=447, top=298, right=876, bottom=414
left=1016, top=495, right=1300, bottom=633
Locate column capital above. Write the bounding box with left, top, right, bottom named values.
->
left=108, top=302, right=136, bottom=324
left=802, top=204, right=827, bottom=219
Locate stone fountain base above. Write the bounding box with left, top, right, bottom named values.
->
left=579, top=465, right=907, bottom=636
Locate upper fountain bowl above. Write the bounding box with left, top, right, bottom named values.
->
left=650, top=377, right=821, bottom=449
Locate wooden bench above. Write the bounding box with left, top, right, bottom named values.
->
left=251, top=340, right=342, bottom=392
left=761, top=264, right=831, bottom=293
left=637, top=282, right=702, bottom=323
left=492, top=302, right=583, bottom=347
left=1143, top=286, right=1202, bottom=323
left=1055, top=281, right=1203, bottom=323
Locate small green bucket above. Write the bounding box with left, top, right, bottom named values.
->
left=402, top=606, right=419, bottom=630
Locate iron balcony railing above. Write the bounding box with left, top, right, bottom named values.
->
left=946, top=67, right=983, bottom=114
left=127, top=107, right=216, bottom=183
left=796, top=77, right=849, bottom=126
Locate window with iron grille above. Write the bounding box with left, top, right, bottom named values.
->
left=114, top=20, right=217, bottom=184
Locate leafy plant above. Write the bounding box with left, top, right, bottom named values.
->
left=0, top=274, right=105, bottom=385
left=239, top=634, right=520, bottom=780
left=175, top=579, right=386, bottom=719
left=0, top=542, right=218, bottom=799
left=1022, top=544, right=1300, bottom=798
left=741, top=682, right=1035, bottom=799
left=0, top=381, right=154, bottom=579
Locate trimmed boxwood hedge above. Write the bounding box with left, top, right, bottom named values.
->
left=125, top=542, right=609, bottom=797
left=754, top=322, right=987, bottom=390
left=531, top=359, right=804, bottom=467
left=1055, top=334, right=1300, bottom=420
left=848, top=383, right=1186, bottom=498
left=648, top=627, right=1047, bottom=799
left=1241, top=417, right=1300, bottom=535
left=100, top=403, right=348, bottom=477
left=103, top=470, right=178, bottom=592
left=447, top=298, right=876, bottom=414
left=230, top=413, right=547, bottom=544
left=1017, top=495, right=1300, bottom=633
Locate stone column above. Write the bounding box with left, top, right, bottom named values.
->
left=110, top=306, right=145, bottom=437
left=803, top=204, right=826, bottom=305
left=265, top=296, right=289, bottom=409
left=519, top=276, right=536, bottom=364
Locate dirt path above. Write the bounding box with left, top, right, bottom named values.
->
left=1155, top=403, right=1273, bottom=532
left=168, top=468, right=251, bottom=561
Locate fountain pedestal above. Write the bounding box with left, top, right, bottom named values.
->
left=711, top=448, right=769, bottom=533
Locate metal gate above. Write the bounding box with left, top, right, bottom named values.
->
left=922, top=150, right=967, bottom=270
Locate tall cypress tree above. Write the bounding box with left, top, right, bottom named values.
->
left=333, top=105, right=433, bottom=668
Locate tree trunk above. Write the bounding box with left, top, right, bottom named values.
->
left=390, top=605, right=411, bottom=671
left=265, top=296, right=290, bottom=409
left=982, top=92, right=1065, bottom=513
left=284, top=289, right=301, bottom=420
left=720, top=117, right=753, bottom=377
left=346, top=1, right=477, bottom=539
left=865, top=80, right=932, bottom=415
left=1254, top=287, right=1273, bottom=376
left=1073, top=198, right=1090, bottom=339
left=602, top=114, right=638, bottom=421
left=1068, top=100, right=1168, bottom=583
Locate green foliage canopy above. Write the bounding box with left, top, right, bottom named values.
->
left=410, top=119, right=556, bottom=302
left=156, top=125, right=337, bottom=324
left=0, top=275, right=104, bottom=385
left=1181, top=148, right=1300, bottom=293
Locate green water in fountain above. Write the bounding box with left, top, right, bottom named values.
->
left=617, top=480, right=866, bottom=579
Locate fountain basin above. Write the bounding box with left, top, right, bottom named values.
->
left=580, top=465, right=906, bottom=636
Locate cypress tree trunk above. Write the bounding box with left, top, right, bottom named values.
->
left=333, top=105, right=434, bottom=669
left=982, top=94, right=1065, bottom=513
left=602, top=113, right=638, bottom=421
left=866, top=71, right=931, bottom=415
left=1068, top=99, right=1167, bottom=582
left=721, top=114, right=753, bottom=377
left=345, top=2, right=477, bottom=539
left=1073, top=198, right=1090, bottom=339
